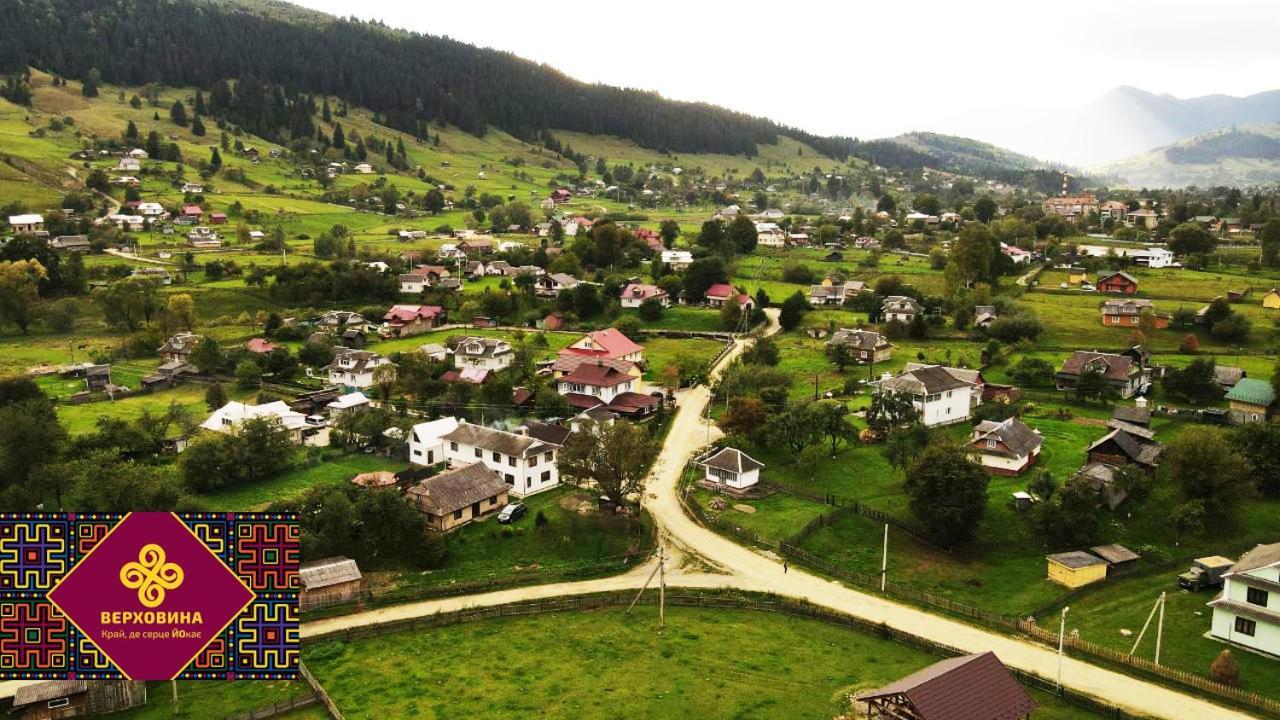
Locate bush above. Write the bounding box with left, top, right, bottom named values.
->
left=534, top=510, right=548, bottom=527
left=1209, top=649, right=1240, bottom=686
left=781, top=262, right=816, bottom=285
left=637, top=297, right=664, bottom=321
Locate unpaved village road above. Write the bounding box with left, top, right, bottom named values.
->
left=304, top=310, right=1256, bottom=720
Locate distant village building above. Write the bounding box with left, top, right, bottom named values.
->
left=808, top=280, right=866, bottom=306
left=877, top=365, right=975, bottom=427
left=380, top=304, right=445, bottom=338
left=438, top=421, right=563, bottom=497
left=200, top=400, right=328, bottom=446
left=704, top=283, right=753, bottom=309
left=1042, top=192, right=1098, bottom=222
left=620, top=283, right=669, bottom=308
left=299, top=557, right=363, bottom=610
left=451, top=336, right=514, bottom=371
left=327, top=348, right=392, bottom=389
left=7, top=214, right=44, bottom=234
left=406, top=462, right=510, bottom=532
left=881, top=295, right=923, bottom=324
left=1097, top=270, right=1138, bottom=295
left=826, top=328, right=891, bottom=364
left=969, top=417, right=1042, bottom=476
left=1047, top=551, right=1109, bottom=588
left=10, top=680, right=146, bottom=719
left=1056, top=350, right=1150, bottom=399
left=1101, top=298, right=1167, bottom=329
left=697, top=447, right=764, bottom=495
left=561, top=328, right=645, bottom=365
left=1225, top=378, right=1275, bottom=424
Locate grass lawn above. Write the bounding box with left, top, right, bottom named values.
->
left=625, top=305, right=726, bottom=333
left=305, top=605, right=1100, bottom=720
left=1062, top=571, right=1280, bottom=700
left=641, top=336, right=726, bottom=380
left=195, top=453, right=404, bottom=510
left=54, top=384, right=249, bottom=436
left=115, top=678, right=321, bottom=720
left=376, top=485, right=650, bottom=590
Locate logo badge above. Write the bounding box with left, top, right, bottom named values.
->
left=48, top=513, right=256, bottom=679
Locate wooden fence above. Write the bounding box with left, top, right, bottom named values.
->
left=303, top=589, right=1150, bottom=720
left=222, top=693, right=319, bottom=720
left=298, top=661, right=344, bottom=720
left=1020, top=619, right=1280, bottom=716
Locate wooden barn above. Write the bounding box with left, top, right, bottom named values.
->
left=299, top=556, right=364, bottom=611
left=9, top=680, right=146, bottom=719
left=856, top=651, right=1037, bottom=719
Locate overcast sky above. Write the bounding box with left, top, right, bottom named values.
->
left=292, top=0, right=1280, bottom=158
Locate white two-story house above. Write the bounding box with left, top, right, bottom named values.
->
left=437, top=421, right=562, bottom=497
left=877, top=365, right=975, bottom=427
left=556, top=362, right=637, bottom=405
left=326, top=348, right=392, bottom=389
left=452, top=336, right=514, bottom=371
left=1210, top=542, right=1280, bottom=657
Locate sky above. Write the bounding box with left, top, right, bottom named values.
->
left=291, top=0, right=1280, bottom=162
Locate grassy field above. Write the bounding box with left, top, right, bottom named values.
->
left=116, top=678, right=322, bottom=720
left=304, top=605, right=1100, bottom=720
left=196, top=453, right=403, bottom=510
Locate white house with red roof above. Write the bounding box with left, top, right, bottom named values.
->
left=557, top=361, right=638, bottom=405
left=246, top=338, right=277, bottom=354
left=704, top=283, right=754, bottom=310
left=620, top=283, right=669, bottom=308
left=379, top=304, right=445, bottom=338
left=561, top=328, right=645, bottom=365
left=564, top=217, right=594, bottom=237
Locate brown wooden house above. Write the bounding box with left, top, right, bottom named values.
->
left=855, top=651, right=1037, bottom=719
left=1097, top=270, right=1138, bottom=295
left=299, top=556, right=364, bottom=610
left=10, top=680, right=146, bottom=719
left=405, top=463, right=509, bottom=532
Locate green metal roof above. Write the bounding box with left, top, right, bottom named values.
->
left=1225, top=378, right=1275, bottom=407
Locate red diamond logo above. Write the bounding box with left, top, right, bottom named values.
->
left=48, top=513, right=255, bottom=679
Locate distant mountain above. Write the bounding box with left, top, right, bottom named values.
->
left=1094, top=124, right=1280, bottom=187
left=859, top=132, right=1089, bottom=195
left=1034, top=85, right=1280, bottom=166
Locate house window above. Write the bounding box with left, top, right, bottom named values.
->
left=489, top=496, right=498, bottom=506
left=1247, top=587, right=1269, bottom=607
left=450, top=442, right=458, bottom=451
left=492, top=451, right=500, bottom=462
left=47, top=698, right=70, bottom=710
left=541, top=470, right=551, bottom=482
left=473, top=447, right=481, bottom=458
left=452, top=509, right=463, bottom=520
left=530, top=456, right=538, bottom=467
left=986, top=439, right=996, bottom=449
left=504, top=474, right=514, bottom=485
left=1235, top=617, right=1257, bottom=636
left=545, top=452, right=554, bottom=462
left=508, top=456, right=516, bottom=467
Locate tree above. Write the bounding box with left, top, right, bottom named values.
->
left=764, top=406, right=820, bottom=460
left=1028, top=469, right=1058, bottom=503
left=883, top=422, right=929, bottom=477
left=1209, top=649, right=1240, bottom=687
left=0, top=260, right=47, bottom=333
left=718, top=397, right=767, bottom=438
left=169, top=99, right=188, bottom=126
left=1168, top=222, right=1215, bottom=256
left=424, top=188, right=445, bottom=214
left=81, top=68, right=100, bottom=98
left=210, top=147, right=222, bottom=171
left=659, top=219, right=680, bottom=249
left=904, top=444, right=989, bottom=546
left=0, top=395, right=67, bottom=507
left=778, top=291, right=808, bottom=331
left=696, top=219, right=724, bottom=249
left=726, top=215, right=758, bottom=254
left=1234, top=422, right=1280, bottom=498
left=235, top=359, right=262, bottom=388
left=913, top=193, right=942, bottom=216
left=46, top=298, right=79, bottom=333
left=180, top=417, right=294, bottom=491
left=681, top=257, right=727, bottom=301
left=1009, top=357, right=1055, bottom=387
left=1261, top=219, right=1280, bottom=267
left=1074, top=367, right=1116, bottom=404
left=1033, top=479, right=1102, bottom=546
left=557, top=421, right=657, bottom=507
left=1169, top=500, right=1206, bottom=545
left=719, top=295, right=742, bottom=331
left=191, top=337, right=225, bottom=375
left=205, top=382, right=228, bottom=411
left=813, top=401, right=855, bottom=457
left=830, top=343, right=854, bottom=372
left=167, top=293, right=196, bottom=332
left=1179, top=333, right=1200, bottom=353
left=973, top=196, right=998, bottom=223
left=741, top=336, right=779, bottom=366
left=865, top=390, right=919, bottom=436
left=1165, top=426, right=1250, bottom=521
left=638, top=297, right=664, bottom=321
left=191, top=114, right=206, bottom=136
left=1162, top=357, right=1218, bottom=403
left=945, top=223, right=995, bottom=289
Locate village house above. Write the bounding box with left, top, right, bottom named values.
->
left=1086, top=425, right=1163, bottom=474
left=158, top=332, right=201, bottom=367
left=1131, top=247, right=1176, bottom=268
left=380, top=304, right=445, bottom=338
left=438, top=421, right=563, bottom=496
left=246, top=338, right=276, bottom=355
left=398, top=265, right=451, bottom=293
left=1225, top=377, right=1275, bottom=424
left=409, top=416, right=460, bottom=466
left=808, top=280, right=866, bottom=306
left=969, top=417, right=1042, bottom=476
left=1057, top=350, right=1150, bottom=399
left=327, top=348, right=392, bottom=388
left=1127, top=208, right=1159, bottom=229
left=973, top=305, right=999, bottom=328
left=200, top=400, right=328, bottom=446
left=1263, top=288, right=1280, bottom=310
left=903, top=362, right=984, bottom=408
left=1043, top=192, right=1098, bottom=222
left=457, top=237, right=495, bottom=256
left=1066, top=267, right=1089, bottom=285
left=181, top=204, right=203, bottom=221
left=49, top=234, right=90, bottom=252
left=451, top=336, right=514, bottom=371
left=181, top=182, right=204, bottom=193
left=7, top=214, right=44, bottom=234
left=704, top=283, right=754, bottom=310
left=406, top=462, right=510, bottom=531
left=116, top=157, right=141, bottom=172
left=826, top=328, right=892, bottom=364
left=697, top=447, right=764, bottom=495
left=9, top=680, right=146, bottom=719
left=1214, top=365, right=1246, bottom=391
left=1209, top=542, right=1280, bottom=657
left=326, top=391, right=371, bottom=417
left=535, top=272, right=579, bottom=297
left=877, top=365, right=974, bottom=427
left=1101, top=298, right=1167, bottom=328
left=660, top=249, right=693, bottom=270
left=620, top=282, right=669, bottom=308
left=552, top=354, right=642, bottom=384
left=1097, top=270, right=1138, bottom=295
left=136, top=201, right=166, bottom=218
left=881, top=295, right=923, bottom=324
left=1099, top=200, right=1130, bottom=219
left=299, top=557, right=363, bottom=610
left=755, top=222, right=786, bottom=247
left=1001, top=243, right=1034, bottom=264
left=561, top=328, right=645, bottom=365
left=856, top=652, right=1037, bottom=720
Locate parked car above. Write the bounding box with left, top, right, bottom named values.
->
left=1178, top=556, right=1233, bottom=591
left=497, top=503, right=527, bottom=524
left=1080, top=283, right=1096, bottom=292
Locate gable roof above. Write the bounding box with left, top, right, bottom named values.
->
left=882, top=365, right=973, bottom=395
left=1225, top=377, right=1275, bottom=407
left=1225, top=542, right=1280, bottom=577
left=705, top=283, right=736, bottom=298
left=1091, top=544, right=1140, bottom=565
left=299, top=556, right=362, bottom=590
left=520, top=420, right=571, bottom=447
left=828, top=328, right=889, bottom=351
left=1059, top=351, right=1137, bottom=382
left=1111, top=405, right=1151, bottom=426
left=903, top=362, right=982, bottom=386
left=440, top=421, right=551, bottom=458
left=13, top=681, right=92, bottom=707
left=552, top=354, right=636, bottom=376
left=405, top=463, right=509, bottom=515
left=1087, top=428, right=1163, bottom=466
left=384, top=304, right=444, bottom=323
left=560, top=361, right=634, bottom=388
left=855, top=652, right=1037, bottom=720
left=620, top=283, right=667, bottom=301
left=972, top=417, right=1042, bottom=458
left=1098, top=270, right=1138, bottom=285
left=700, top=447, right=764, bottom=474
left=563, top=328, right=644, bottom=359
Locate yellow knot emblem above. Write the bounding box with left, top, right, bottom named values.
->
left=119, top=544, right=184, bottom=608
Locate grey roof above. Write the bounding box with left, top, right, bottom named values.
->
left=827, top=328, right=890, bottom=351
left=405, top=462, right=510, bottom=515
left=299, top=556, right=362, bottom=590
left=159, top=332, right=202, bottom=355
left=520, top=420, right=571, bottom=447
left=1111, top=405, right=1151, bottom=426
left=903, top=362, right=981, bottom=386
left=1088, top=428, right=1163, bottom=466
left=14, top=680, right=92, bottom=706
left=700, top=447, right=764, bottom=474
left=1101, top=298, right=1156, bottom=316
left=882, top=295, right=923, bottom=313
left=451, top=336, right=513, bottom=358
left=1105, top=418, right=1156, bottom=439
left=1048, top=551, right=1107, bottom=569
left=972, top=418, right=1042, bottom=458
left=1091, top=544, right=1140, bottom=565
left=882, top=365, right=973, bottom=395
left=1213, top=366, right=1245, bottom=387
left=1225, top=542, right=1280, bottom=577
left=440, top=421, right=551, bottom=458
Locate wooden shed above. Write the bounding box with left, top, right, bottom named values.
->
left=10, top=680, right=146, bottom=719
left=856, top=651, right=1037, bottom=720
left=299, top=556, right=364, bottom=611
left=1090, top=544, right=1141, bottom=576
left=1046, top=551, right=1108, bottom=588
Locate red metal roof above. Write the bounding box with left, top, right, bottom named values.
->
left=383, top=304, right=444, bottom=323
left=561, top=328, right=644, bottom=360
left=856, top=652, right=1037, bottom=720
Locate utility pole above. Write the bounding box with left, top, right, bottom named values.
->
left=880, top=523, right=888, bottom=592
left=626, top=542, right=666, bottom=631
left=1155, top=591, right=1166, bottom=665
left=170, top=679, right=178, bottom=715
left=1057, top=606, right=1070, bottom=691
